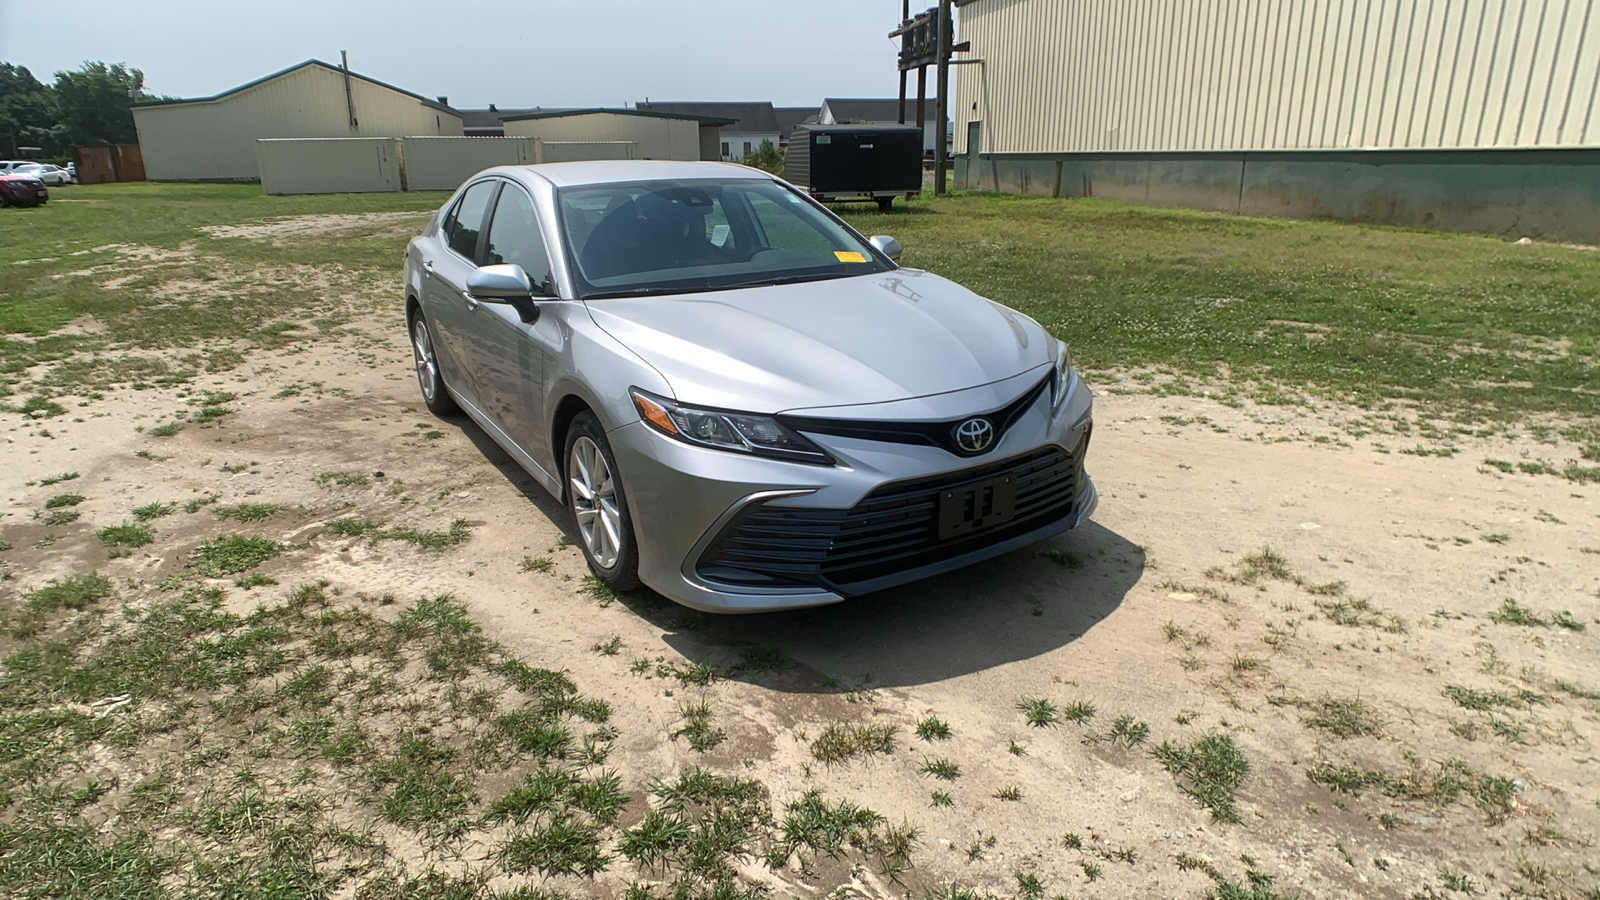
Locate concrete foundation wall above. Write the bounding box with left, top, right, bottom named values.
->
left=956, top=148, right=1600, bottom=244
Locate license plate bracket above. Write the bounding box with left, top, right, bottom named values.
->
left=937, top=474, right=1018, bottom=540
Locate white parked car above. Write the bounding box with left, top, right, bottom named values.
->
left=11, top=163, right=71, bottom=186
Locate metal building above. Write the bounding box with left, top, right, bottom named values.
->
left=500, top=109, right=733, bottom=162
left=951, top=0, right=1600, bottom=241
left=133, top=60, right=462, bottom=182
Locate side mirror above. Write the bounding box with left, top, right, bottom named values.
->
left=869, top=235, right=902, bottom=263
left=466, top=264, right=542, bottom=323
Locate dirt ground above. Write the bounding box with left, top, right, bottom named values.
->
left=3, top=224, right=1597, bottom=899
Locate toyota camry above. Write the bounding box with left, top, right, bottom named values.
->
left=404, top=160, right=1096, bottom=612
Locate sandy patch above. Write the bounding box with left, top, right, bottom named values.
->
left=1, top=310, right=1595, bottom=898
left=202, top=212, right=432, bottom=244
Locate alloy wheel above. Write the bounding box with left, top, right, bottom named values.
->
left=569, top=436, right=622, bottom=570
left=411, top=318, right=438, bottom=403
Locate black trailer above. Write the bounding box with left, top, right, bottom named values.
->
left=783, top=124, right=922, bottom=210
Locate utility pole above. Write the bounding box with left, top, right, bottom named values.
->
left=897, top=0, right=909, bottom=124
left=933, top=0, right=952, bottom=196
left=340, top=50, right=358, bottom=130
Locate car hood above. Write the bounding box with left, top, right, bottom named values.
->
left=583, top=269, right=1052, bottom=413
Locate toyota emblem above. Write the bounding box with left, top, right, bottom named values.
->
left=953, top=417, right=995, bottom=454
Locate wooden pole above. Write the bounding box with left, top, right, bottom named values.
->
left=934, top=0, right=951, bottom=196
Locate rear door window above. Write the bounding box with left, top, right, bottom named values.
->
left=443, top=180, right=498, bottom=262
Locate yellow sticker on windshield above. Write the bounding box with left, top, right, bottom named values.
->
left=834, top=251, right=867, bottom=263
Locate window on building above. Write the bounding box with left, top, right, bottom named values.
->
left=743, top=141, right=752, bottom=155
left=721, top=141, right=729, bottom=158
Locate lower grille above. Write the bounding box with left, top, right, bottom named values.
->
left=696, top=435, right=1089, bottom=594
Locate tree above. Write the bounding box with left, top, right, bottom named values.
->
left=51, top=61, right=144, bottom=147
left=740, top=139, right=785, bottom=176
left=0, top=62, right=55, bottom=156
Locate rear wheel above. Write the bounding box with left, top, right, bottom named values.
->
left=410, top=309, right=459, bottom=416
left=565, top=412, right=640, bottom=591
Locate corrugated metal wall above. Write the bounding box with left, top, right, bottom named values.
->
left=257, top=138, right=403, bottom=195
left=502, top=113, right=701, bottom=160
left=954, top=0, right=1600, bottom=154
left=135, top=65, right=462, bottom=181
left=402, top=137, right=535, bottom=191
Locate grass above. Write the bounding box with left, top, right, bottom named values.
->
left=1153, top=731, right=1251, bottom=823
left=847, top=193, right=1600, bottom=422
left=4, top=183, right=1594, bottom=458
left=131, top=500, right=177, bottom=521
left=1306, top=755, right=1519, bottom=824
left=322, top=516, right=470, bottom=551
left=1017, top=697, right=1061, bottom=727
left=314, top=470, right=370, bottom=488
left=1300, top=696, right=1384, bottom=739
left=671, top=699, right=725, bottom=752
left=1489, top=598, right=1586, bottom=632
left=919, top=758, right=962, bottom=781
left=915, top=715, right=952, bottom=741
left=96, top=521, right=154, bottom=548
left=191, top=533, right=282, bottom=577
left=43, top=493, right=83, bottom=509
left=1106, top=714, right=1151, bottom=748
left=0, top=576, right=634, bottom=898
left=811, top=721, right=898, bottom=764
left=214, top=501, right=283, bottom=522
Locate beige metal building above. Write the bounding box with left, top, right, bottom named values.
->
left=500, top=109, right=732, bottom=162
left=951, top=0, right=1600, bottom=241
left=133, top=60, right=462, bottom=182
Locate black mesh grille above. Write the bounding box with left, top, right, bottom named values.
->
left=696, top=433, right=1089, bottom=594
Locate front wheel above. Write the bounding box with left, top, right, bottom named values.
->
left=410, top=309, right=459, bottom=416
left=565, top=412, right=640, bottom=591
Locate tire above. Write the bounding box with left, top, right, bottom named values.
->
left=565, top=411, right=640, bottom=591
left=409, top=308, right=459, bottom=416
left=876, top=196, right=893, bottom=212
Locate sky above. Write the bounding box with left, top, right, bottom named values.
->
left=0, top=0, right=917, bottom=108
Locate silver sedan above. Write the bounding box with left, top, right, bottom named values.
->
left=404, top=161, right=1096, bottom=612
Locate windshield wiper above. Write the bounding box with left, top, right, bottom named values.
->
left=716, top=272, right=845, bottom=290
left=581, top=285, right=708, bottom=301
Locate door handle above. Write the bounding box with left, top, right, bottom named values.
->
left=423, top=259, right=434, bottom=271
left=460, top=290, right=479, bottom=309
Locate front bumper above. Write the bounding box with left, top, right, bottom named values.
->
left=609, top=368, right=1097, bottom=612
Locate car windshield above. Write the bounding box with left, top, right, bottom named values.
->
left=557, top=178, right=892, bottom=299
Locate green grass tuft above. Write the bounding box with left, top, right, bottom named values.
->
left=191, top=533, right=282, bottom=577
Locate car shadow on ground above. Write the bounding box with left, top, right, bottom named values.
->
left=657, top=520, right=1142, bottom=691
left=452, top=414, right=1142, bottom=692
left=453, top=413, right=577, bottom=537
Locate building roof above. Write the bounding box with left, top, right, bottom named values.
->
left=133, top=59, right=460, bottom=115
left=503, top=159, right=770, bottom=188
left=500, top=107, right=736, bottom=125
left=775, top=106, right=820, bottom=135
left=460, top=107, right=550, bottom=131
left=636, top=102, right=780, bottom=132
left=823, top=97, right=940, bottom=124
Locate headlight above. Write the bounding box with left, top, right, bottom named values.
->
left=630, top=389, right=833, bottom=465
left=1050, top=341, right=1074, bottom=409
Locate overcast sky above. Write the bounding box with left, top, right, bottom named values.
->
left=0, top=0, right=917, bottom=108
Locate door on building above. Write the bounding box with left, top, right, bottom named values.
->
left=966, top=121, right=982, bottom=157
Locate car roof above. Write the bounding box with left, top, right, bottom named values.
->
left=502, top=159, right=772, bottom=188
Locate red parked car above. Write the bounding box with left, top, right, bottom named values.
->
left=0, top=172, right=48, bottom=207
